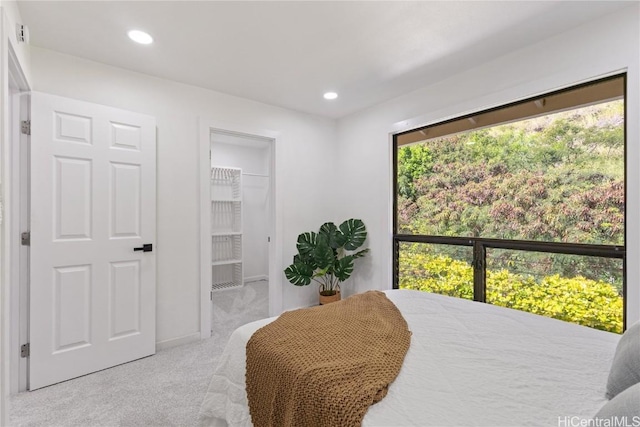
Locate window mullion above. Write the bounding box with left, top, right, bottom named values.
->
left=473, top=241, right=486, bottom=303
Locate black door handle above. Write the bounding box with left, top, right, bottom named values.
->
left=134, top=244, right=153, bottom=252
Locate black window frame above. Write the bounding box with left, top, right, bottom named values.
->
left=392, top=74, right=627, bottom=330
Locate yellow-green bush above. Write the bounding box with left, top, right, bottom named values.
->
left=399, top=251, right=623, bottom=334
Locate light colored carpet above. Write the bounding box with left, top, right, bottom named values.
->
left=9, top=280, right=269, bottom=427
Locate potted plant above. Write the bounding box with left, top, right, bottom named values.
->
left=284, top=219, right=369, bottom=304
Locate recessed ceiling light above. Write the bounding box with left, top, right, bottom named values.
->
left=128, top=30, right=153, bottom=45
left=323, top=92, right=338, bottom=100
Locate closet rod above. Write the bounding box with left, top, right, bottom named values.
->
left=243, top=172, right=270, bottom=177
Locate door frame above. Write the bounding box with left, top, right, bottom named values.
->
left=8, top=47, right=29, bottom=394
left=198, top=119, right=282, bottom=339
left=1, top=35, right=30, bottom=422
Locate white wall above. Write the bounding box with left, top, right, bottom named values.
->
left=336, top=5, right=640, bottom=324
left=211, top=141, right=270, bottom=281
left=30, top=47, right=338, bottom=346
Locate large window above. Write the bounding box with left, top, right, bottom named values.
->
left=393, top=75, right=625, bottom=333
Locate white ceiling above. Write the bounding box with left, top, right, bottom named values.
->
left=18, top=1, right=632, bottom=119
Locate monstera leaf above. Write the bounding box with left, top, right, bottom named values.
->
left=351, top=248, right=370, bottom=259
left=294, top=253, right=317, bottom=269
left=319, top=222, right=340, bottom=249
left=333, top=256, right=355, bottom=281
left=296, top=232, right=317, bottom=256
left=284, top=262, right=314, bottom=286
left=312, top=234, right=335, bottom=270
left=337, top=219, right=367, bottom=250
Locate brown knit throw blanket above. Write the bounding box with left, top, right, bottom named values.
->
left=246, top=290, right=411, bottom=427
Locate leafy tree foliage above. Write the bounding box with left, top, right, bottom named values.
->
left=399, top=102, right=623, bottom=244
left=398, top=144, right=433, bottom=200
left=398, top=101, right=624, bottom=332
left=400, top=251, right=622, bottom=334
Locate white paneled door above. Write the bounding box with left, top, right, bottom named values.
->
left=29, top=93, right=156, bottom=390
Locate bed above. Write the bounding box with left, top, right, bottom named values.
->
left=199, top=289, right=620, bottom=426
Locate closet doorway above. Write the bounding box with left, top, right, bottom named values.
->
left=199, top=125, right=279, bottom=339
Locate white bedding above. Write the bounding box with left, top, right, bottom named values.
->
left=199, top=289, right=619, bottom=426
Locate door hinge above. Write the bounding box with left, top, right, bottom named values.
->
left=21, top=231, right=30, bottom=246
left=267, top=236, right=271, bottom=243
left=21, top=120, right=30, bottom=136
left=20, top=343, right=29, bottom=358
left=210, top=290, right=213, bottom=301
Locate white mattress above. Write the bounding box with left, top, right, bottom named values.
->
left=199, top=289, right=619, bottom=426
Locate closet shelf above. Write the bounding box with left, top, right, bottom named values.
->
left=212, top=198, right=242, bottom=203
left=211, top=165, right=244, bottom=292
left=211, top=259, right=243, bottom=266
left=211, top=281, right=242, bottom=292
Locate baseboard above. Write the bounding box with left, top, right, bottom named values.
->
left=155, top=332, right=201, bottom=351
left=244, top=275, right=268, bottom=284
